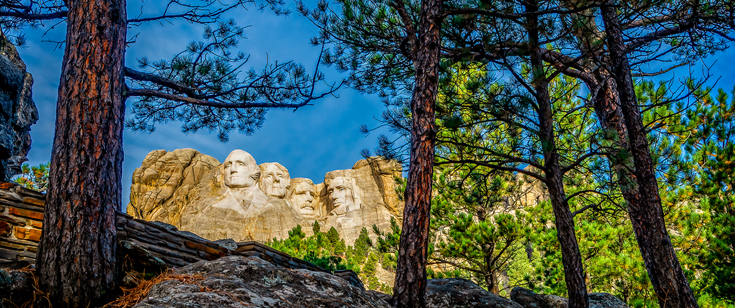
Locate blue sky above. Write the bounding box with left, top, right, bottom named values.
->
left=13, top=1, right=735, bottom=209
left=18, top=1, right=398, bottom=208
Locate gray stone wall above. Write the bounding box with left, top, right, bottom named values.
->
left=0, top=183, right=45, bottom=263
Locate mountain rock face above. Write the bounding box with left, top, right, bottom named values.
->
left=0, top=31, right=38, bottom=181
left=127, top=149, right=404, bottom=244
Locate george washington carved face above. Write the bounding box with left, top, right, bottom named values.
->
left=223, top=150, right=259, bottom=188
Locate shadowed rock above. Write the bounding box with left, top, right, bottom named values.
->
left=511, top=287, right=629, bottom=308
left=0, top=30, right=38, bottom=181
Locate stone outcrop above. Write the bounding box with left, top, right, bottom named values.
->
left=130, top=257, right=534, bottom=308
left=0, top=30, right=38, bottom=181
left=0, top=267, right=34, bottom=307
left=426, top=278, right=523, bottom=308
left=127, top=149, right=220, bottom=225
left=132, top=262, right=632, bottom=308
left=510, top=287, right=629, bottom=308
left=133, top=255, right=387, bottom=308
left=127, top=149, right=404, bottom=244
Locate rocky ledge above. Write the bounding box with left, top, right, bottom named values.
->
left=1, top=255, right=630, bottom=308
left=128, top=255, right=629, bottom=308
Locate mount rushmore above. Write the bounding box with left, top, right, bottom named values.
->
left=126, top=148, right=405, bottom=244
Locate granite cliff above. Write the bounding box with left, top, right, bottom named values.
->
left=0, top=30, right=38, bottom=181
left=127, top=149, right=404, bottom=244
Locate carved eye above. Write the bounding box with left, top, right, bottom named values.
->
left=238, top=162, right=245, bottom=166
left=224, top=162, right=231, bottom=168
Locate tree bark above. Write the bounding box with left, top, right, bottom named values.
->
left=526, top=2, right=588, bottom=307
left=533, top=59, right=590, bottom=308
left=36, top=0, right=127, bottom=306
left=600, top=3, right=698, bottom=308
left=392, top=0, right=442, bottom=306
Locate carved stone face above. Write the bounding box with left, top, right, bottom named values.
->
left=328, top=177, right=361, bottom=215
left=290, top=180, right=317, bottom=218
left=259, top=163, right=290, bottom=198
left=223, top=150, right=259, bottom=188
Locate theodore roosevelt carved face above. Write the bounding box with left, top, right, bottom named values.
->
left=259, top=163, right=290, bottom=198
left=223, top=150, right=259, bottom=188
left=289, top=179, right=318, bottom=219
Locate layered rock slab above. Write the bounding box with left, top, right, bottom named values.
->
left=511, top=287, right=629, bottom=308
left=133, top=255, right=389, bottom=308
left=132, top=256, right=532, bottom=308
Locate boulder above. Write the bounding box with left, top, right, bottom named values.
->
left=132, top=256, right=534, bottom=308
left=510, top=287, right=629, bottom=308
left=0, top=268, right=34, bottom=307
left=133, top=255, right=390, bottom=308
left=0, top=30, right=38, bottom=181
left=426, top=278, right=523, bottom=308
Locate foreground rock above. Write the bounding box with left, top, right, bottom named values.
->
left=426, top=278, right=523, bottom=308
left=0, top=268, right=34, bottom=307
left=134, top=255, right=389, bottom=308
left=511, top=287, right=629, bottom=308
left=0, top=30, right=38, bottom=181
left=133, top=256, right=541, bottom=308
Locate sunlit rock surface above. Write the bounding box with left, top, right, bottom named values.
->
left=127, top=149, right=404, bottom=244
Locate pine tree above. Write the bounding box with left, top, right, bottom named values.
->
left=327, top=227, right=341, bottom=245
left=13, top=162, right=49, bottom=192
left=312, top=220, right=322, bottom=235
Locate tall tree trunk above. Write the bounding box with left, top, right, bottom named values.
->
left=526, top=2, right=588, bottom=307
left=600, top=3, right=698, bottom=308
left=392, top=0, right=442, bottom=306
left=533, top=65, right=590, bottom=308
left=484, top=272, right=499, bottom=295
left=36, top=0, right=127, bottom=306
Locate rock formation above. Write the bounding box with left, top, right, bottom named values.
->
left=0, top=30, right=38, bottom=181
left=132, top=255, right=389, bottom=308
left=510, top=287, right=630, bottom=308
left=127, top=149, right=404, bottom=244
left=122, top=256, right=629, bottom=308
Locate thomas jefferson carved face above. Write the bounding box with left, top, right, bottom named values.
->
left=223, top=150, right=259, bottom=188
left=290, top=180, right=318, bottom=219
left=328, top=176, right=361, bottom=216
left=259, top=163, right=290, bottom=198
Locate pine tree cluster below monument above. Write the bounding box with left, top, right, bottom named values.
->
left=127, top=148, right=405, bottom=244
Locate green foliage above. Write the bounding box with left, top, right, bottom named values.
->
left=312, top=220, right=321, bottom=234
left=13, top=163, right=49, bottom=193
left=267, top=224, right=394, bottom=293
left=681, top=87, right=735, bottom=304
left=430, top=165, right=528, bottom=294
